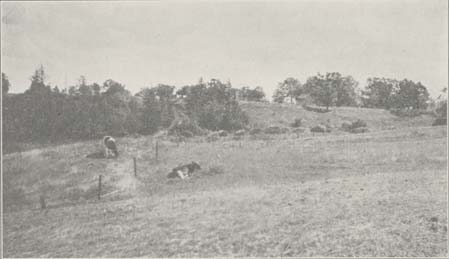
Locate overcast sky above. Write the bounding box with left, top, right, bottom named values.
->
left=2, top=0, right=448, bottom=98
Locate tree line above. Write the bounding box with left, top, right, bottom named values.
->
left=271, top=72, right=437, bottom=113
left=1, top=66, right=446, bottom=151
left=2, top=66, right=258, bottom=150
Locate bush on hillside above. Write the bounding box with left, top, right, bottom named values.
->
left=234, top=129, right=246, bottom=136
left=249, top=128, right=262, bottom=135
left=302, top=104, right=330, bottom=113
left=341, top=121, right=353, bottom=131
left=390, top=109, right=431, bottom=117
left=206, top=132, right=220, bottom=142
left=310, top=125, right=327, bottom=133
left=432, top=117, right=447, bottom=126
left=350, top=127, right=369, bottom=134
left=341, top=119, right=368, bottom=133
left=264, top=126, right=289, bottom=134
left=205, top=165, right=225, bottom=176
left=290, top=118, right=303, bottom=128
left=218, top=130, right=228, bottom=137
left=351, top=119, right=367, bottom=129
left=264, top=126, right=281, bottom=134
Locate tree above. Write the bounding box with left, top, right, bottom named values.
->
left=250, top=86, right=266, bottom=102
left=362, top=78, right=397, bottom=109
left=103, top=79, right=126, bottom=96
left=273, top=77, right=302, bottom=103
left=136, top=88, right=161, bottom=134
left=303, top=72, right=358, bottom=110
left=78, top=76, right=93, bottom=96
left=29, top=65, right=47, bottom=92
left=177, top=79, right=248, bottom=131
left=391, top=79, right=429, bottom=110
left=238, top=86, right=265, bottom=102
left=2, top=72, right=10, bottom=94
left=335, top=75, right=358, bottom=107
left=153, top=84, right=175, bottom=127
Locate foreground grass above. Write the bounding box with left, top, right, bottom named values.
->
left=3, top=126, right=447, bottom=257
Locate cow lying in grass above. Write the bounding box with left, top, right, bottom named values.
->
left=167, top=162, right=201, bottom=179
left=103, top=136, right=119, bottom=158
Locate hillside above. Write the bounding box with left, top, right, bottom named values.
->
left=240, top=101, right=435, bottom=130
left=2, top=104, right=447, bottom=257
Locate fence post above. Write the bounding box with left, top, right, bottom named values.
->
left=155, top=141, right=159, bottom=162
left=40, top=195, right=46, bottom=210
left=98, top=175, right=102, bottom=200
left=133, top=157, right=137, bottom=177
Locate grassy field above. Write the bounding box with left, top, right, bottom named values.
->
left=241, top=101, right=435, bottom=130
left=2, top=105, right=447, bottom=257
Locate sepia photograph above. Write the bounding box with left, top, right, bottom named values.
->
left=1, top=0, right=448, bottom=257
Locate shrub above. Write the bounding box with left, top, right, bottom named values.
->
left=280, top=127, right=290, bottom=133
left=302, top=104, right=330, bottom=113
left=350, top=127, right=369, bottom=134
left=206, top=132, right=220, bottom=142
left=234, top=129, right=246, bottom=136
left=218, top=130, right=228, bottom=137
left=205, top=166, right=225, bottom=176
left=432, top=117, right=447, bottom=126
left=292, top=127, right=307, bottom=134
left=310, top=125, right=326, bottom=133
left=351, top=119, right=367, bottom=129
left=249, top=128, right=262, bottom=135
left=290, top=118, right=302, bottom=128
left=264, top=126, right=282, bottom=134
left=390, top=109, right=430, bottom=117
left=341, top=119, right=368, bottom=132
left=341, top=121, right=352, bottom=131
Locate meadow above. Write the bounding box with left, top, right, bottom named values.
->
left=2, top=104, right=447, bottom=257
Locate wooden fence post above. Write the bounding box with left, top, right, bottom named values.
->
left=40, top=195, right=46, bottom=210
left=155, top=141, right=159, bottom=162
left=133, top=157, right=137, bottom=177
left=98, top=175, right=102, bottom=200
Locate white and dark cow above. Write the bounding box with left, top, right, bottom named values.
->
left=103, top=136, right=119, bottom=158
left=167, top=162, right=201, bottom=179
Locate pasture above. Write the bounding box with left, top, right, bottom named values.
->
left=2, top=105, right=447, bottom=257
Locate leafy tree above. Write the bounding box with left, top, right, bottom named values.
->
left=29, top=65, right=47, bottom=92
left=303, top=74, right=335, bottom=110
left=136, top=88, right=162, bottom=134
left=179, top=79, right=248, bottom=131
left=273, top=77, right=302, bottom=103
left=238, top=86, right=265, bottom=102
left=250, top=86, right=266, bottom=101
left=391, top=79, right=429, bottom=110
left=335, top=75, right=358, bottom=107
left=2, top=72, right=10, bottom=94
left=435, top=88, right=447, bottom=117
left=303, top=72, right=358, bottom=110
left=153, top=84, right=175, bottom=127
left=362, top=78, right=397, bottom=108
left=363, top=78, right=430, bottom=111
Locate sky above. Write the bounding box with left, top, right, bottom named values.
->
left=1, top=0, right=448, bottom=98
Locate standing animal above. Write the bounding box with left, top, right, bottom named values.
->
left=103, top=136, right=119, bottom=158
left=167, top=162, right=201, bottom=179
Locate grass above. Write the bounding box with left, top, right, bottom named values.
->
left=2, top=105, right=447, bottom=257
left=240, top=101, right=435, bottom=130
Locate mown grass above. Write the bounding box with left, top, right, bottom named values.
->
left=2, top=125, right=447, bottom=257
